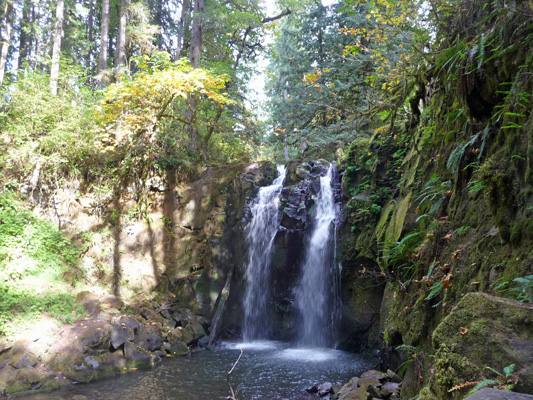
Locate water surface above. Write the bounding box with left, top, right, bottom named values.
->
left=19, top=341, right=376, bottom=400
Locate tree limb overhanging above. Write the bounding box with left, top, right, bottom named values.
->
left=261, top=9, right=292, bottom=24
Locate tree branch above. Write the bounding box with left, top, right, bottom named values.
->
left=160, top=114, right=189, bottom=125
left=227, top=348, right=243, bottom=400
left=261, top=9, right=291, bottom=24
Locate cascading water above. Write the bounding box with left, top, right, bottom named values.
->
left=242, top=165, right=287, bottom=341
left=295, top=164, right=340, bottom=347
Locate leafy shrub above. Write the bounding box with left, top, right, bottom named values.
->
left=0, top=190, right=86, bottom=339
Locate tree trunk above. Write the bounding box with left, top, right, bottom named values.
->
left=98, top=0, right=110, bottom=86
left=17, top=0, right=31, bottom=70
left=189, top=0, right=203, bottom=68
left=86, top=0, right=95, bottom=70
left=0, top=0, right=13, bottom=89
left=154, top=0, right=163, bottom=49
left=28, top=3, right=38, bottom=68
left=284, top=131, right=289, bottom=161
left=174, top=0, right=189, bottom=61
left=115, top=0, right=128, bottom=68
left=185, top=0, right=204, bottom=154
left=50, top=0, right=65, bottom=95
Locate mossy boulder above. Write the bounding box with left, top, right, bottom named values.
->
left=431, top=293, right=533, bottom=398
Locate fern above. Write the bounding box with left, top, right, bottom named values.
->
left=425, top=281, right=444, bottom=301
left=447, top=125, right=490, bottom=176
left=465, top=379, right=500, bottom=396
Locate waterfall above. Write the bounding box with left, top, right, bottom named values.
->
left=295, top=164, right=340, bottom=347
left=243, top=165, right=287, bottom=341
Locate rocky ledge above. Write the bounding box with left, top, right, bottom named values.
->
left=0, top=291, right=209, bottom=396
left=307, top=369, right=401, bottom=400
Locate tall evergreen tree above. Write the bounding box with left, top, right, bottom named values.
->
left=50, top=0, right=65, bottom=95
left=185, top=0, right=204, bottom=153
left=115, top=0, right=128, bottom=67
left=0, top=0, right=13, bottom=88
left=17, top=0, right=31, bottom=70
left=98, top=0, right=110, bottom=85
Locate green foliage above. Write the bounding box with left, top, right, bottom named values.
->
left=0, top=190, right=86, bottom=339
left=455, top=225, right=470, bottom=236
left=446, top=125, right=489, bottom=176
left=380, top=231, right=425, bottom=284
left=0, top=67, right=100, bottom=178
left=416, top=175, right=451, bottom=221
left=425, top=281, right=444, bottom=302
left=265, top=3, right=380, bottom=159
left=453, top=364, right=517, bottom=396
left=509, top=275, right=533, bottom=303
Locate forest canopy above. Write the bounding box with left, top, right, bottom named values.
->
left=1, top=0, right=531, bottom=178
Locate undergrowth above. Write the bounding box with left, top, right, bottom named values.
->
left=0, top=190, right=86, bottom=340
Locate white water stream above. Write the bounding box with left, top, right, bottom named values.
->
left=242, top=165, right=287, bottom=340
left=294, top=165, right=340, bottom=347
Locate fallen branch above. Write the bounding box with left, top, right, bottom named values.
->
left=226, top=348, right=243, bottom=400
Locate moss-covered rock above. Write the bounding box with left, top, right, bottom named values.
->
left=431, top=293, right=533, bottom=398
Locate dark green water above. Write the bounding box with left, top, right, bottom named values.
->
left=18, top=341, right=376, bottom=400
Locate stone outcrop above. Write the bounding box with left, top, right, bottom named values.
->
left=307, top=369, right=402, bottom=400
left=429, top=293, right=533, bottom=399
left=0, top=291, right=213, bottom=396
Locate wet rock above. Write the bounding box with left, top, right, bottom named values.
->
left=110, top=325, right=134, bottom=350
left=78, top=323, right=112, bottom=351
left=306, top=383, right=319, bottom=394
left=198, top=335, right=210, bottom=348
left=169, top=341, right=189, bottom=356
left=332, top=383, right=343, bottom=394
left=182, top=321, right=206, bottom=345
left=386, top=369, right=401, bottom=383
left=318, top=382, right=333, bottom=396
left=381, top=382, right=400, bottom=397
left=128, top=348, right=154, bottom=368
left=0, top=365, right=18, bottom=393
left=357, top=370, right=385, bottom=391
left=337, top=385, right=370, bottom=400
left=134, top=324, right=163, bottom=351
left=335, top=369, right=402, bottom=400
left=10, top=351, right=38, bottom=369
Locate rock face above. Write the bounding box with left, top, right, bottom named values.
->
left=0, top=291, right=215, bottom=396
left=431, top=293, right=533, bottom=398
left=158, top=161, right=278, bottom=320
left=221, top=160, right=343, bottom=341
